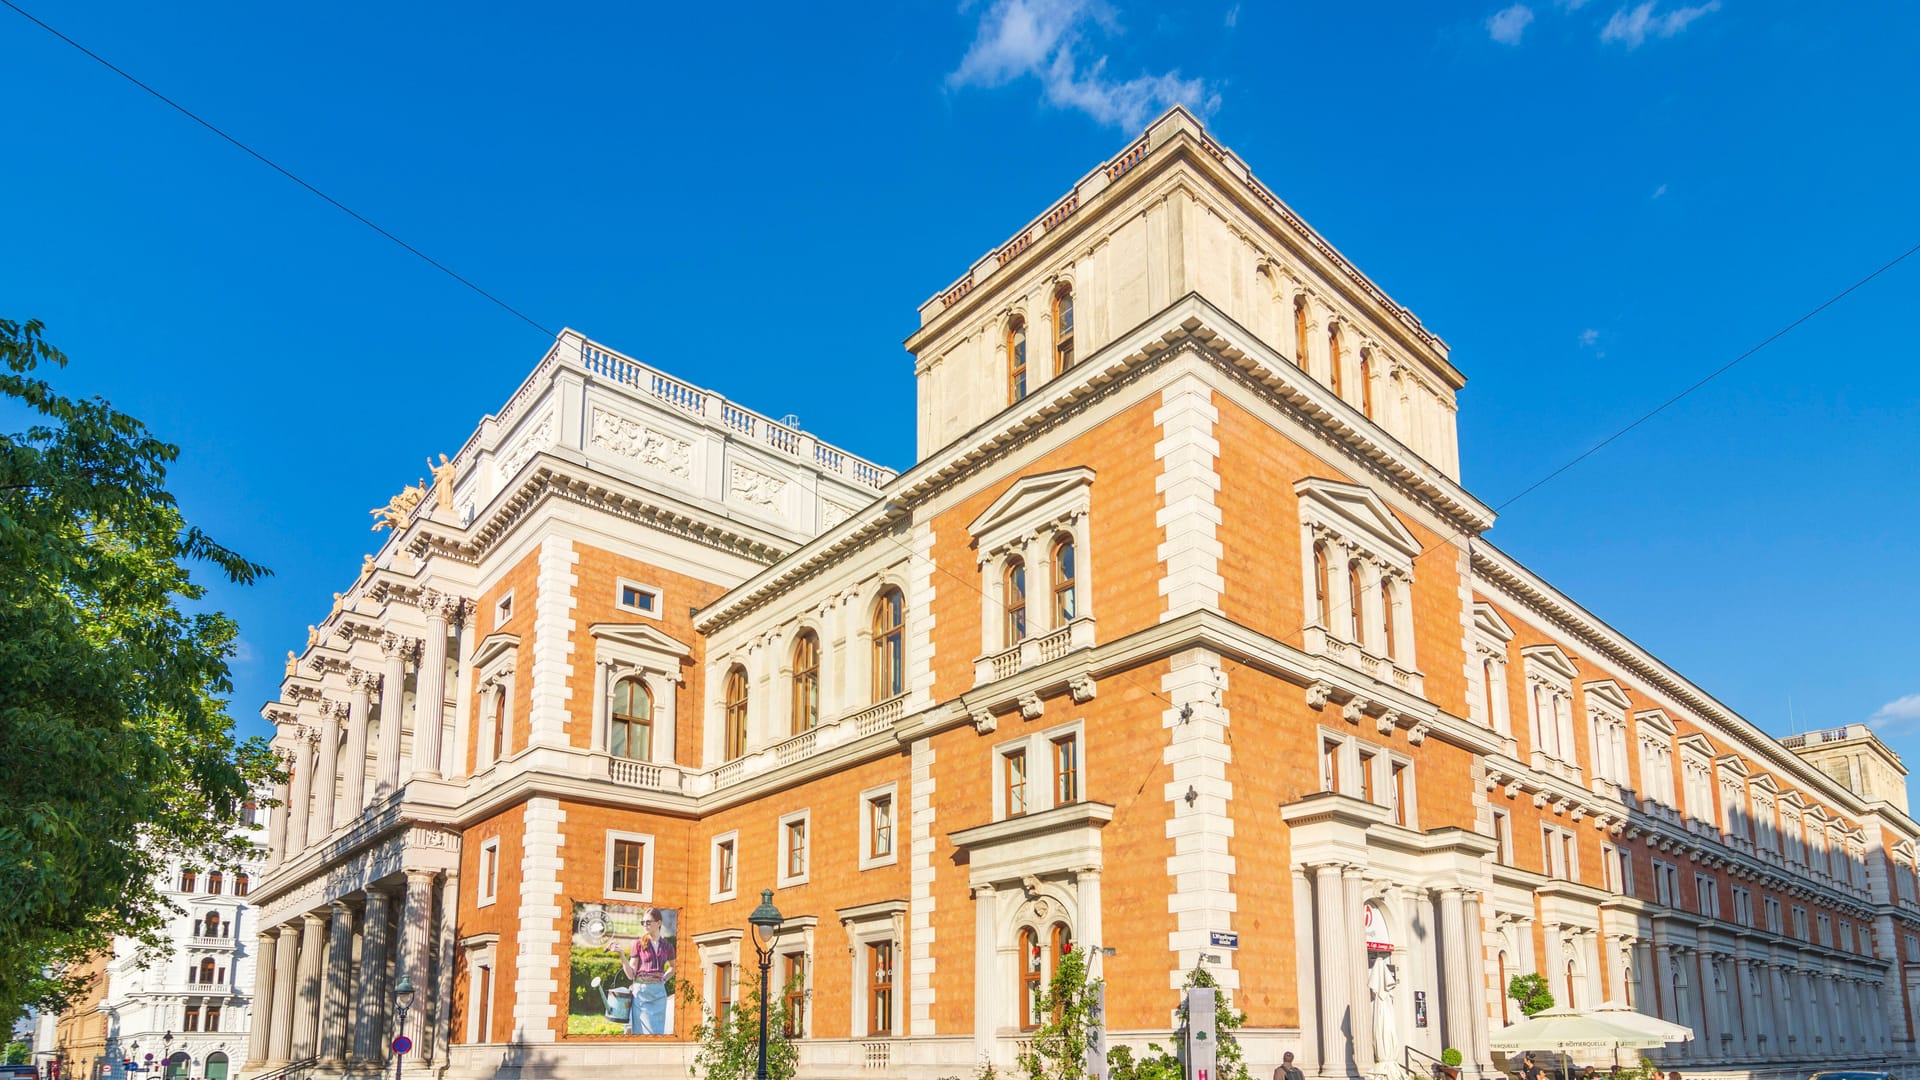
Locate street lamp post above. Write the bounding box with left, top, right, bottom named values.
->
left=160, top=1033, right=172, bottom=1080
left=390, top=975, right=415, bottom=1080
left=746, top=889, right=784, bottom=1080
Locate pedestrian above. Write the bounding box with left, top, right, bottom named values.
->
left=1275, top=1051, right=1306, bottom=1080
left=1668, top=1072, right=1683, bottom=1080
left=1520, top=1053, right=1545, bottom=1080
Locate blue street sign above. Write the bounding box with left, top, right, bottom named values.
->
left=1208, top=931, right=1239, bottom=949
left=390, top=1036, right=412, bottom=1056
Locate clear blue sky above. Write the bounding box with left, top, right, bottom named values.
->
left=4, top=1, right=1916, bottom=766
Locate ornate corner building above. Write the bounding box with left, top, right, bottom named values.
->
left=243, top=109, right=1920, bottom=1080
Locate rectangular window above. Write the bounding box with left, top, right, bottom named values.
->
left=714, top=961, right=734, bottom=1024
left=618, top=580, right=661, bottom=617
left=1792, top=906, right=1809, bottom=939
left=1321, top=738, right=1342, bottom=794
left=782, top=952, right=806, bottom=1037
left=778, top=811, right=811, bottom=886
left=1731, top=887, right=1753, bottom=927
left=611, top=839, right=646, bottom=895
left=868, top=941, right=894, bottom=1036
left=204, top=1005, right=221, bottom=1032
left=179, top=868, right=197, bottom=893
left=183, top=1006, right=200, bottom=1033
left=1389, top=761, right=1410, bottom=826
left=712, top=834, right=738, bottom=900
left=1053, top=736, right=1079, bottom=805
left=1359, top=748, right=1378, bottom=805
left=1602, top=844, right=1633, bottom=895
left=1542, top=826, right=1576, bottom=879
left=1491, top=809, right=1511, bottom=864
left=233, top=872, right=250, bottom=898
left=1765, top=897, right=1783, bottom=934
left=494, top=591, right=514, bottom=627
left=1006, top=749, right=1029, bottom=817
left=478, top=838, right=500, bottom=906
left=870, top=794, right=893, bottom=858
left=1653, top=860, right=1679, bottom=907
left=1694, top=874, right=1720, bottom=919
left=1816, top=913, right=1832, bottom=947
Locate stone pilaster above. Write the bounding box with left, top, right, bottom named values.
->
left=512, top=798, right=567, bottom=1041
left=1315, top=863, right=1353, bottom=1078
left=909, top=736, right=938, bottom=1035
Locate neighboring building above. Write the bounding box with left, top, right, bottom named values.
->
left=246, top=107, right=1920, bottom=1080
left=1786, top=724, right=1910, bottom=814
left=50, top=814, right=268, bottom=1080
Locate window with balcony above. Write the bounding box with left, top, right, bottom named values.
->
left=969, top=469, right=1095, bottom=684
left=1051, top=534, right=1076, bottom=625
left=1635, top=710, right=1678, bottom=817
left=610, top=677, right=652, bottom=762
left=723, top=665, right=749, bottom=761
left=1522, top=646, right=1580, bottom=774
left=1584, top=681, right=1633, bottom=795
left=1296, top=478, right=1420, bottom=682
left=791, top=631, right=820, bottom=734
left=1004, top=558, right=1028, bottom=646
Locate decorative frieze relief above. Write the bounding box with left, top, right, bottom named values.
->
left=591, top=409, right=692, bottom=479
left=497, top=410, right=555, bottom=482
left=729, top=462, right=787, bottom=508
left=821, top=501, right=855, bottom=530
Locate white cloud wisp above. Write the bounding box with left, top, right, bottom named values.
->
left=948, top=0, right=1219, bottom=130
left=1871, top=694, right=1920, bottom=732
left=1487, top=4, right=1536, bottom=45
left=1599, top=0, right=1721, bottom=48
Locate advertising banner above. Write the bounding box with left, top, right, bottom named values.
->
left=568, top=902, right=678, bottom=1036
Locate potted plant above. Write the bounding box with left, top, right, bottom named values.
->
left=1440, top=1047, right=1464, bottom=1079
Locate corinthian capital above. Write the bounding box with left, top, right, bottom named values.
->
left=381, top=631, right=421, bottom=661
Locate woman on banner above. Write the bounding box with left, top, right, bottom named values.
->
left=622, top=908, right=676, bottom=1034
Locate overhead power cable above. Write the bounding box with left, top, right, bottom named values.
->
left=1, top=0, right=556, bottom=339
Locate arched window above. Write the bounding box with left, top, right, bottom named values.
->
left=1328, top=324, right=1345, bottom=397
left=872, top=588, right=905, bottom=700
left=1293, top=296, right=1310, bottom=370
left=205, top=870, right=222, bottom=895
left=179, top=868, right=197, bottom=893
left=723, top=666, right=749, bottom=761
left=1359, top=351, right=1375, bottom=418
left=234, top=871, right=250, bottom=897
left=791, top=632, right=820, bottom=735
left=197, top=956, right=217, bottom=984
left=1051, top=534, right=1076, bottom=626
left=1565, top=958, right=1578, bottom=1008
left=1019, top=927, right=1043, bottom=1030
left=1312, top=541, right=1331, bottom=626
left=611, top=676, right=652, bottom=761
left=203, top=912, right=223, bottom=938
left=1379, top=579, right=1397, bottom=660
left=1052, top=285, right=1075, bottom=374
left=1007, top=316, right=1029, bottom=403
left=1347, top=559, right=1365, bottom=643
left=1004, top=558, right=1028, bottom=646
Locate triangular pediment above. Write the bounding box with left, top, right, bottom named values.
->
left=1521, top=644, right=1580, bottom=682
left=1583, top=679, right=1632, bottom=713
left=1749, top=773, right=1779, bottom=796
left=473, top=631, right=520, bottom=670
left=589, top=622, right=692, bottom=660
left=1473, top=602, right=1516, bottom=644
left=1635, top=708, right=1676, bottom=736
left=1778, top=789, right=1806, bottom=811
left=1715, top=754, right=1750, bottom=778
left=1294, top=477, right=1420, bottom=558
left=1679, top=732, right=1717, bottom=758
left=968, top=467, right=1096, bottom=548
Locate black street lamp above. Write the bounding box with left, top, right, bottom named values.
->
left=160, top=1033, right=172, bottom=1080
left=390, top=975, right=415, bottom=1080
left=746, top=889, right=784, bottom=1080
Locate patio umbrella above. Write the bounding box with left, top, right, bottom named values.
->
left=1489, top=1006, right=1674, bottom=1080
left=1588, top=1001, right=1694, bottom=1045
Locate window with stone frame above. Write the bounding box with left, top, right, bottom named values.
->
left=1006, top=315, right=1029, bottom=404
left=610, top=676, right=653, bottom=762
left=1296, top=478, right=1420, bottom=687
left=1652, top=859, right=1680, bottom=907
left=1694, top=873, right=1720, bottom=919
left=723, top=665, right=749, bottom=761
left=1677, top=733, right=1718, bottom=835
left=710, top=831, right=738, bottom=902
left=790, top=630, right=820, bottom=734
left=1051, top=284, right=1075, bottom=375
left=871, top=587, right=905, bottom=701
left=778, top=809, right=811, bottom=887
left=968, top=468, right=1094, bottom=684
left=1635, top=709, right=1679, bottom=819
left=1764, top=896, right=1782, bottom=934
left=1717, top=755, right=1753, bottom=847
left=477, top=836, right=500, bottom=906
left=605, top=831, right=654, bottom=902
left=782, top=950, right=808, bottom=1036
left=1583, top=680, right=1633, bottom=796
left=993, top=721, right=1085, bottom=822
left=859, top=784, right=898, bottom=871
left=1521, top=645, right=1580, bottom=777
left=1470, top=604, right=1516, bottom=743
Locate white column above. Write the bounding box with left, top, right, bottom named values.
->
left=1464, top=896, right=1492, bottom=1072
left=310, top=702, right=341, bottom=839
left=288, top=914, right=326, bottom=1060
left=972, top=884, right=997, bottom=1067
left=1438, top=889, right=1474, bottom=1066
left=1077, top=866, right=1103, bottom=954
left=245, top=928, right=278, bottom=1067
left=266, top=926, right=299, bottom=1064
left=396, top=869, right=435, bottom=1037
left=319, top=901, right=354, bottom=1065
left=1346, top=868, right=1371, bottom=1073
left=1294, top=870, right=1321, bottom=1076
left=411, top=608, right=449, bottom=778
left=376, top=636, right=410, bottom=797
left=354, top=892, right=393, bottom=1063
left=589, top=659, right=611, bottom=754
left=266, top=741, right=291, bottom=867
left=282, top=732, right=314, bottom=855
left=342, top=672, right=373, bottom=813
left=448, top=605, right=475, bottom=777
left=1767, top=964, right=1792, bottom=1061
left=1315, top=864, right=1353, bottom=1076
left=432, top=872, right=460, bottom=1066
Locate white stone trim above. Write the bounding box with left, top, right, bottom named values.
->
left=615, top=578, right=663, bottom=619
left=493, top=590, right=515, bottom=630
left=909, top=737, right=936, bottom=1035
left=709, top=830, right=739, bottom=903
left=476, top=836, right=500, bottom=908
left=511, top=797, right=565, bottom=1042
left=529, top=538, right=578, bottom=746
left=1154, top=371, right=1223, bottom=620
left=859, top=781, right=901, bottom=871
left=1161, top=647, right=1235, bottom=989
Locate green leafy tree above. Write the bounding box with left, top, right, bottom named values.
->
left=0, top=319, right=276, bottom=1024
left=1507, top=973, right=1555, bottom=1017
left=682, top=971, right=800, bottom=1080
left=5, top=1042, right=29, bottom=1066
left=1103, top=965, right=1250, bottom=1080
left=1017, top=946, right=1104, bottom=1080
